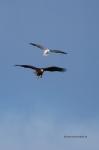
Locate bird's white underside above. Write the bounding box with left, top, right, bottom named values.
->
left=43, top=49, right=50, bottom=56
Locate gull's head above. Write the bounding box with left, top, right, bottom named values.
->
left=43, top=49, right=50, bottom=56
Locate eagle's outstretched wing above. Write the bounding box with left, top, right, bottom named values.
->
left=14, top=64, right=37, bottom=70
left=43, top=66, right=66, bottom=72
left=29, top=43, right=46, bottom=50
left=50, top=49, right=67, bottom=54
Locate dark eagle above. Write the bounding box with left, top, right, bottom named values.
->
left=29, top=43, right=68, bottom=56
left=15, top=64, right=66, bottom=78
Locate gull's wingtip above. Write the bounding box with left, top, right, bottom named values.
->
left=14, top=64, right=20, bottom=67
left=29, top=42, right=33, bottom=45
left=64, top=52, right=68, bottom=54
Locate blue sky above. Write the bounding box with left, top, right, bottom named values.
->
left=0, top=0, right=99, bottom=149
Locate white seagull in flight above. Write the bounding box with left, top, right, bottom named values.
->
left=29, top=42, right=68, bottom=56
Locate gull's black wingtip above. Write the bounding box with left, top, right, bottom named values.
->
left=29, top=42, right=33, bottom=45
left=14, top=64, right=20, bottom=67
left=29, top=42, right=36, bottom=46
left=64, top=52, right=68, bottom=54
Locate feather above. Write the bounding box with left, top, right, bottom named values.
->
left=14, top=64, right=37, bottom=70
left=50, top=49, right=67, bottom=54
left=29, top=43, right=46, bottom=50
left=43, top=66, right=66, bottom=72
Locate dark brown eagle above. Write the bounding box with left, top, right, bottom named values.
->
left=15, top=64, right=66, bottom=78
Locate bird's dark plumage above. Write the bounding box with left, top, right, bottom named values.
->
left=15, top=64, right=66, bottom=78
left=15, top=64, right=37, bottom=70
left=43, top=66, right=66, bottom=72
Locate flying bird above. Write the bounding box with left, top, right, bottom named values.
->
left=29, top=42, right=68, bottom=56
left=15, top=64, right=66, bottom=78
